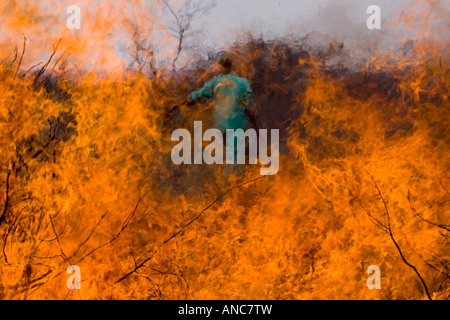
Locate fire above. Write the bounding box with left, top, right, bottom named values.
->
left=0, top=0, right=449, bottom=300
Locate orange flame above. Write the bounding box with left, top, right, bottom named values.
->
left=0, top=0, right=449, bottom=300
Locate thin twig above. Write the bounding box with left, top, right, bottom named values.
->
left=33, top=39, right=61, bottom=85
left=407, top=189, right=450, bottom=232
left=42, top=48, right=69, bottom=86
left=8, top=45, right=18, bottom=67
left=116, top=175, right=267, bottom=283
left=364, top=169, right=433, bottom=300
left=19, top=62, right=42, bottom=83
left=22, top=197, right=153, bottom=296
left=438, top=180, right=449, bottom=194
left=354, top=198, right=389, bottom=233
left=0, top=170, right=11, bottom=225
left=13, top=35, right=26, bottom=80
left=49, top=215, right=69, bottom=263
left=65, top=211, right=108, bottom=262
left=3, top=206, right=25, bottom=263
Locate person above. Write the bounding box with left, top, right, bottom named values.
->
left=187, top=57, right=256, bottom=132
left=187, top=57, right=257, bottom=172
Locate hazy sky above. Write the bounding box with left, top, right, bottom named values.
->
left=187, top=0, right=401, bottom=45
left=158, top=0, right=448, bottom=67
left=1, top=0, right=447, bottom=72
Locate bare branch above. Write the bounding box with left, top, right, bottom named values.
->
left=407, top=189, right=450, bottom=232
left=2, top=206, right=25, bottom=263
left=364, top=169, right=433, bottom=300
left=8, top=45, right=18, bottom=67
left=355, top=198, right=389, bottom=233
left=438, top=180, right=449, bottom=194
left=65, top=211, right=108, bottom=262
left=13, top=35, right=26, bottom=80
left=33, top=39, right=61, bottom=85
left=42, top=48, right=69, bottom=86
left=160, top=0, right=217, bottom=72
left=19, top=62, right=43, bottom=83
left=116, top=175, right=267, bottom=284
left=0, top=170, right=11, bottom=226
left=49, top=214, right=69, bottom=263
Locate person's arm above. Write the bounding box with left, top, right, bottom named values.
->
left=166, top=78, right=216, bottom=118
left=187, top=77, right=216, bottom=102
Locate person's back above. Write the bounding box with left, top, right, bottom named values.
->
left=187, top=58, right=254, bottom=132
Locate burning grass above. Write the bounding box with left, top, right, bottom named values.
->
left=0, top=31, right=449, bottom=300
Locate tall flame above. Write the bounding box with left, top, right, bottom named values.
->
left=0, top=0, right=448, bottom=300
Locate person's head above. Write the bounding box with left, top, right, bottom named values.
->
left=219, top=57, right=233, bottom=74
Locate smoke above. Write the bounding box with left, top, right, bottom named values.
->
left=192, top=0, right=449, bottom=69
left=0, top=1, right=448, bottom=75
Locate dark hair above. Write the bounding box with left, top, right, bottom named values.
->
left=219, top=57, right=233, bottom=71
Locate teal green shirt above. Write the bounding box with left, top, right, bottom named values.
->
left=188, top=73, right=254, bottom=131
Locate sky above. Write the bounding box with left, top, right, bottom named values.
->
left=159, top=0, right=448, bottom=68
left=195, top=0, right=384, bottom=43
left=1, top=0, right=448, bottom=72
